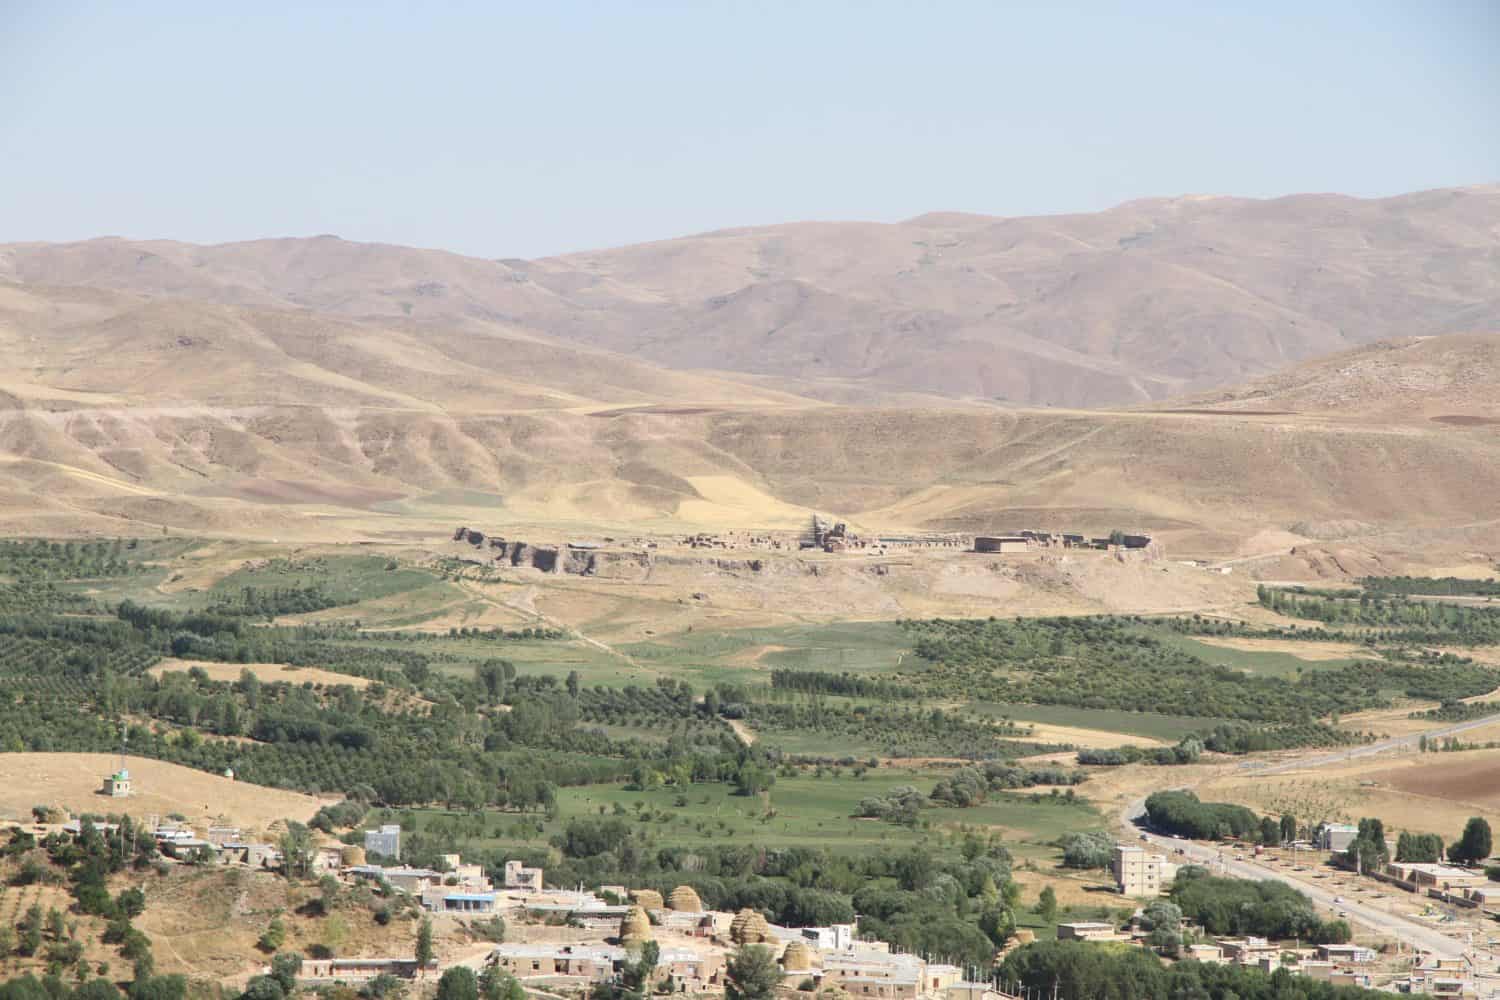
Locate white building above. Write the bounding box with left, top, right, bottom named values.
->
left=503, top=859, right=543, bottom=890
left=1316, top=823, right=1359, bottom=853
left=364, top=824, right=401, bottom=860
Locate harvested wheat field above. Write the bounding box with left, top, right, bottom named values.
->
left=150, top=658, right=371, bottom=689
left=1192, top=636, right=1373, bottom=661
left=0, top=753, right=326, bottom=829
left=1198, top=748, right=1500, bottom=836
left=1366, top=752, right=1500, bottom=812
left=1022, top=723, right=1167, bottom=750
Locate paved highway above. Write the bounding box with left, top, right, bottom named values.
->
left=1245, top=710, right=1500, bottom=775
left=1119, top=795, right=1472, bottom=960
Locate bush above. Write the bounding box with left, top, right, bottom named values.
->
left=1057, top=831, right=1113, bottom=869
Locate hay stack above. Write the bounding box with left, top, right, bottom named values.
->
left=631, top=888, right=664, bottom=910
left=620, top=906, right=653, bottom=945
left=730, top=908, right=771, bottom=944
left=781, top=940, right=815, bottom=971
left=340, top=845, right=366, bottom=866
left=1013, top=929, right=1036, bottom=946
left=668, top=885, right=703, bottom=912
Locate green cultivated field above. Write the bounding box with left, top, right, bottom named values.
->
left=968, top=702, right=1217, bottom=741
left=618, top=621, right=913, bottom=687
left=392, top=769, right=1102, bottom=863
left=1152, top=632, right=1363, bottom=678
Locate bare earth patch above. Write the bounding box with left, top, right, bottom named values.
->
left=151, top=658, right=370, bottom=689
left=1022, top=722, right=1167, bottom=749
left=0, top=753, right=325, bottom=830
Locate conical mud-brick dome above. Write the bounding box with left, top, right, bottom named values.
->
left=631, top=888, right=664, bottom=910
left=781, top=940, right=815, bottom=971
left=620, top=905, right=653, bottom=945
left=731, top=908, right=771, bottom=944
left=668, top=885, right=702, bottom=911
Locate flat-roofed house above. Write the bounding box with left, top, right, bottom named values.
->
left=1316, top=943, right=1375, bottom=965
left=504, top=859, right=544, bottom=891
left=1056, top=922, right=1121, bottom=942
left=974, top=536, right=1029, bottom=554
left=491, top=944, right=624, bottom=982
left=298, top=958, right=436, bottom=983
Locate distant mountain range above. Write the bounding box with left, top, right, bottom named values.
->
left=4, top=185, right=1498, bottom=407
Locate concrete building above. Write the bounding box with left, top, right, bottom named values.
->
left=1466, top=885, right=1500, bottom=905
left=838, top=975, right=920, bottom=1000
left=364, top=824, right=401, bottom=860
left=821, top=948, right=929, bottom=998
left=1056, top=922, right=1121, bottom=942
left=1315, top=943, right=1374, bottom=965
left=1218, top=938, right=1279, bottom=966
left=945, top=983, right=1011, bottom=1000
left=1387, top=863, right=1487, bottom=891
left=1316, top=823, right=1359, bottom=853
left=216, top=842, right=279, bottom=868
left=101, top=769, right=131, bottom=797
left=421, top=887, right=497, bottom=913
left=346, top=864, right=442, bottom=895
left=656, top=947, right=725, bottom=991
left=1185, top=944, right=1224, bottom=963
left=1113, top=844, right=1167, bottom=897
left=297, top=958, right=436, bottom=983
left=491, top=943, right=625, bottom=982
left=503, top=859, right=544, bottom=891
left=792, top=923, right=857, bottom=951
left=974, top=536, right=1029, bottom=554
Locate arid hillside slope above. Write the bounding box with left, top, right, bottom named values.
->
left=1162, top=331, right=1500, bottom=422
left=5, top=185, right=1497, bottom=406
left=3, top=378, right=1499, bottom=556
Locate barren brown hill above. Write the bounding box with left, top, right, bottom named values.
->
left=5, top=185, right=1498, bottom=406
left=3, top=388, right=1500, bottom=557
left=1160, top=331, right=1500, bottom=422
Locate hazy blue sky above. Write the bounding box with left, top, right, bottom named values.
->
left=3, top=1, right=1497, bottom=258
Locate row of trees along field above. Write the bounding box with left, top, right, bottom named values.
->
left=896, top=615, right=1500, bottom=726
left=1257, top=586, right=1500, bottom=642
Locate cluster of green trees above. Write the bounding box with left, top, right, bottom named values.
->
left=1077, top=737, right=1202, bottom=766
left=207, top=585, right=346, bottom=618
left=536, top=821, right=1019, bottom=967
left=0, top=584, right=837, bottom=813
left=735, top=699, right=1046, bottom=759
left=930, top=763, right=1087, bottom=805
left=1143, top=791, right=1259, bottom=840
left=1258, top=586, right=1500, bottom=642
left=0, top=539, right=153, bottom=582
left=1395, top=830, right=1445, bottom=862
left=1361, top=575, right=1500, bottom=597
left=1057, top=831, right=1114, bottom=869
left=896, top=616, right=1494, bottom=729
left=1410, top=699, right=1500, bottom=722
left=0, top=818, right=186, bottom=1000
left=1336, top=815, right=1495, bottom=872
left=768, top=670, right=918, bottom=700
left=1079, top=724, right=1362, bottom=761
left=998, top=939, right=1385, bottom=1000
left=1171, top=867, right=1351, bottom=942
left=855, top=786, right=928, bottom=825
